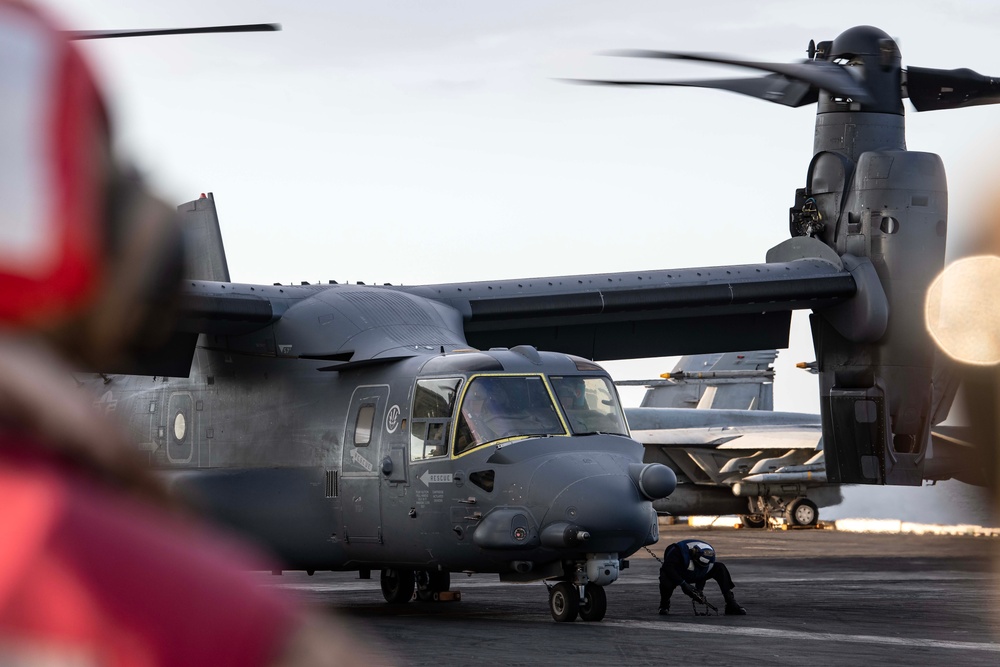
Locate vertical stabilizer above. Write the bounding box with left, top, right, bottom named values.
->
left=179, top=193, right=230, bottom=282
left=639, top=350, right=777, bottom=410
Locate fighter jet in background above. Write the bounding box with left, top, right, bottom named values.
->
left=623, top=351, right=981, bottom=527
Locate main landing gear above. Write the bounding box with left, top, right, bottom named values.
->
left=740, top=513, right=767, bottom=529
left=742, top=495, right=820, bottom=528
left=786, top=497, right=819, bottom=527
left=380, top=568, right=415, bottom=603
left=548, top=582, right=608, bottom=622
left=380, top=568, right=454, bottom=603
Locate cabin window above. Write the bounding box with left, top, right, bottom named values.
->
left=410, top=378, right=461, bottom=461
left=454, top=375, right=564, bottom=454
left=354, top=404, right=376, bottom=446
left=551, top=376, right=629, bottom=436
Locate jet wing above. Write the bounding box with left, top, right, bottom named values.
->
left=627, top=425, right=822, bottom=449
left=626, top=406, right=822, bottom=448
left=626, top=406, right=824, bottom=488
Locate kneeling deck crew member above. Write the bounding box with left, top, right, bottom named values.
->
left=658, top=539, right=746, bottom=615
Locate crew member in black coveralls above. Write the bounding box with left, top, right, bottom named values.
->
left=658, top=539, right=747, bottom=615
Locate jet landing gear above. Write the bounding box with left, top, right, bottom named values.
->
left=786, top=497, right=819, bottom=527
left=740, top=513, right=767, bottom=529
left=546, top=554, right=618, bottom=622
left=741, top=495, right=820, bottom=528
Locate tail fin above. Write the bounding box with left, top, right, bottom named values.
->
left=178, top=193, right=230, bottom=282
left=636, top=350, right=777, bottom=410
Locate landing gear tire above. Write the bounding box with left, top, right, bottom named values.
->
left=578, top=583, right=607, bottom=622
left=415, top=570, right=451, bottom=601
left=549, top=581, right=579, bottom=622
left=380, top=568, right=415, bottom=603
left=741, top=514, right=767, bottom=529
left=786, top=498, right=818, bottom=527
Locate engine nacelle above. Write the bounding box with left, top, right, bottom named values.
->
left=804, top=148, right=947, bottom=485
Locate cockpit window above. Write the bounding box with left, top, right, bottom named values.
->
left=551, top=376, right=629, bottom=436
left=410, top=378, right=461, bottom=461
left=454, top=375, right=564, bottom=455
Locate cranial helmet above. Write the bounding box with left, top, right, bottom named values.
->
left=0, top=1, right=184, bottom=369
left=691, top=545, right=715, bottom=566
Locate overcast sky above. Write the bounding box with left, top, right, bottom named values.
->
left=41, top=0, right=999, bottom=520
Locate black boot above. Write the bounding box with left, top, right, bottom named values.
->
left=724, top=597, right=747, bottom=615
left=658, top=600, right=670, bottom=615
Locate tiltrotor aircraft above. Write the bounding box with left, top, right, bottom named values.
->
left=80, top=25, right=995, bottom=622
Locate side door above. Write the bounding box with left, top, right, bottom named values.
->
left=341, top=385, right=389, bottom=544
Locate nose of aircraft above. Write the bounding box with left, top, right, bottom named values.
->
left=534, top=457, right=673, bottom=555
left=474, top=437, right=676, bottom=555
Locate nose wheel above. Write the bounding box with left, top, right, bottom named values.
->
left=549, top=582, right=578, bottom=622
left=579, top=583, right=607, bottom=621
left=548, top=582, right=607, bottom=622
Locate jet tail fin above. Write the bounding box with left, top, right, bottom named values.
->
left=635, top=350, right=777, bottom=410
left=179, top=193, right=230, bottom=282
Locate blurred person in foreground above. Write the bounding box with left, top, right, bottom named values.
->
left=0, top=3, right=385, bottom=664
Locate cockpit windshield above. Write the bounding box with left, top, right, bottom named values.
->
left=551, top=376, right=629, bottom=436
left=454, top=376, right=563, bottom=454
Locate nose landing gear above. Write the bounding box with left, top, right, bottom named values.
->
left=578, top=583, right=608, bottom=621
left=548, top=581, right=578, bottom=621
left=547, top=582, right=608, bottom=622
left=547, top=554, right=617, bottom=622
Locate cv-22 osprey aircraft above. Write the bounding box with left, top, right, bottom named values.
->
left=80, top=24, right=998, bottom=622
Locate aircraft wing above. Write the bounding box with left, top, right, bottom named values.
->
left=626, top=406, right=825, bottom=488
left=154, top=195, right=860, bottom=368
left=628, top=426, right=822, bottom=449
left=626, top=407, right=822, bottom=448
left=403, top=257, right=855, bottom=361
left=120, top=196, right=860, bottom=378
left=152, top=249, right=855, bottom=375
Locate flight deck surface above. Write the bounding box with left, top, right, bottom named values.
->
left=269, top=525, right=1000, bottom=666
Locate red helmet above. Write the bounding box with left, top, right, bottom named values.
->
left=0, top=2, right=183, bottom=366
left=0, top=2, right=108, bottom=325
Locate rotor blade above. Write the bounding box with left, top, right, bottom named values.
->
left=568, top=74, right=818, bottom=108
left=606, top=50, right=873, bottom=104
left=68, top=23, right=281, bottom=40
left=906, top=66, right=1000, bottom=111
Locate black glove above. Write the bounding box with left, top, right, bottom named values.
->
left=680, top=582, right=698, bottom=599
